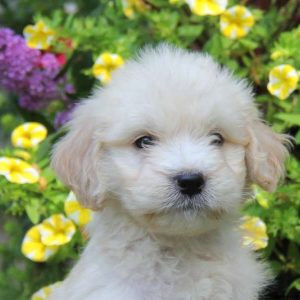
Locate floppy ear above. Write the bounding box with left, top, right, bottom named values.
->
left=51, top=103, right=105, bottom=210
left=245, top=120, right=291, bottom=192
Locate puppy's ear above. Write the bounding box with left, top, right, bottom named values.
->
left=51, top=103, right=104, bottom=209
left=245, top=120, right=291, bottom=192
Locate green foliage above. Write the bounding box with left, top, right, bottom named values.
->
left=0, top=133, right=86, bottom=299
left=244, top=157, right=300, bottom=296
left=1, top=0, right=300, bottom=299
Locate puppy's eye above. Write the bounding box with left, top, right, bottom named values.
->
left=210, top=132, right=224, bottom=146
left=134, top=136, right=156, bottom=149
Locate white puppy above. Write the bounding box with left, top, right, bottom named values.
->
left=50, top=45, right=289, bottom=300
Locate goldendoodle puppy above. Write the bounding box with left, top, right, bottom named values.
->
left=50, top=45, right=289, bottom=300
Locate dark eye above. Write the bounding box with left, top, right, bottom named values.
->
left=134, top=136, right=156, bottom=149
left=210, top=132, right=224, bottom=146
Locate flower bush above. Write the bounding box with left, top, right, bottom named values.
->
left=0, top=0, right=300, bottom=299
left=0, top=28, right=73, bottom=113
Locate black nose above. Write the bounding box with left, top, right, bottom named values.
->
left=174, top=173, right=205, bottom=197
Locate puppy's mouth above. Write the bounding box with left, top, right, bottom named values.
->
left=163, top=191, right=210, bottom=213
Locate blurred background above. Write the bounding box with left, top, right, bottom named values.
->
left=0, top=0, right=300, bottom=299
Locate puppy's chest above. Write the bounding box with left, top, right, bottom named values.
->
left=119, top=245, right=219, bottom=299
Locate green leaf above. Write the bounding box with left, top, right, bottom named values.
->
left=269, top=260, right=283, bottom=275
left=295, top=130, right=300, bottom=145
left=275, top=113, right=300, bottom=126
left=203, top=33, right=223, bottom=58
left=286, top=278, right=300, bottom=295
left=239, top=39, right=258, bottom=50
left=177, top=25, right=203, bottom=40
left=25, top=201, right=41, bottom=224
left=35, top=130, right=65, bottom=162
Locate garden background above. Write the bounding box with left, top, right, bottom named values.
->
left=0, top=0, right=300, bottom=299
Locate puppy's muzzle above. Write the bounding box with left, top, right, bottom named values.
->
left=173, top=173, right=205, bottom=197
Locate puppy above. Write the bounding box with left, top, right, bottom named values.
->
left=50, top=45, right=289, bottom=300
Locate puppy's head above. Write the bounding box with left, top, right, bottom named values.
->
left=52, top=45, right=290, bottom=236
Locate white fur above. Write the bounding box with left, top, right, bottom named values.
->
left=50, top=45, right=289, bottom=300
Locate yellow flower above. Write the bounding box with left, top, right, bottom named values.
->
left=31, top=282, right=61, bottom=300
left=240, top=216, right=268, bottom=250
left=220, top=5, right=255, bottom=39
left=121, top=0, right=147, bottom=18
left=186, top=0, right=227, bottom=16
left=267, top=64, right=299, bottom=100
left=92, top=52, right=124, bottom=84
left=23, top=20, right=55, bottom=50
left=65, top=191, right=93, bottom=226
left=271, top=50, right=287, bottom=60
left=11, top=122, right=47, bottom=149
left=0, top=157, right=39, bottom=184
left=252, top=185, right=269, bottom=209
left=40, top=214, right=76, bottom=246
left=21, top=225, right=59, bottom=262
left=256, top=193, right=269, bottom=209
left=13, top=150, right=31, bottom=161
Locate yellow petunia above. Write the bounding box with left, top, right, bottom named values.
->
left=256, top=193, right=269, bottom=209
left=31, top=282, right=61, bottom=300
left=267, top=64, right=299, bottom=100
left=252, top=185, right=269, bottom=209
left=271, top=50, right=287, bottom=61
left=220, top=5, right=255, bottom=39
left=65, top=191, right=93, bottom=226
left=0, top=157, right=39, bottom=184
left=21, top=225, right=59, bottom=262
left=13, top=150, right=31, bottom=161
left=92, top=52, right=124, bottom=84
left=39, top=214, right=76, bottom=246
left=23, top=20, right=55, bottom=50
left=11, top=122, right=47, bottom=149
left=240, top=216, right=268, bottom=250
left=121, top=0, right=147, bottom=18
left=186, top=0, right=227, bottom=16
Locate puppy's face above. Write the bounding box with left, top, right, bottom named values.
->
left=52, top=46, right=289, bottom=236
left=99, top=90, right=247, bottom=235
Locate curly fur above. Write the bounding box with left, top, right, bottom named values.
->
left=50, top=45, right=290, bottom=300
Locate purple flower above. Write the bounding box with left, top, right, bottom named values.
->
left=0, top=28, right=70, bottom=111
left=39, top=53, right=61, bottom=73
left=64, top=83, right=75, bottom=95
left=0, top=29, right=40, bottom=91
left=54, top=103, right=77, bottom=128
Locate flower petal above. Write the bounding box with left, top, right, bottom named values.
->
left=31, top=282, right=61, bottom=300
left=220, top=5, right=255, bottom=39
left=121, top=0, right=147, bottom=17
left=267, top=64, right=299, bottom=100
left=22, top=225, right=59, bottom=262
left=11, top=122, right=47, bottom=149
left=186, top=0, right=227, bottom=16
left=23, top=21, right=55, bottom=50
left=40, top=214, right=76, bottom=246
left=92, top=52, right=124, bottom=83
left=0, top=157, right=39, bottom=184
left=65, top=192, right=93, bottom=226
left=240, top=216, right=268, bottom=250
